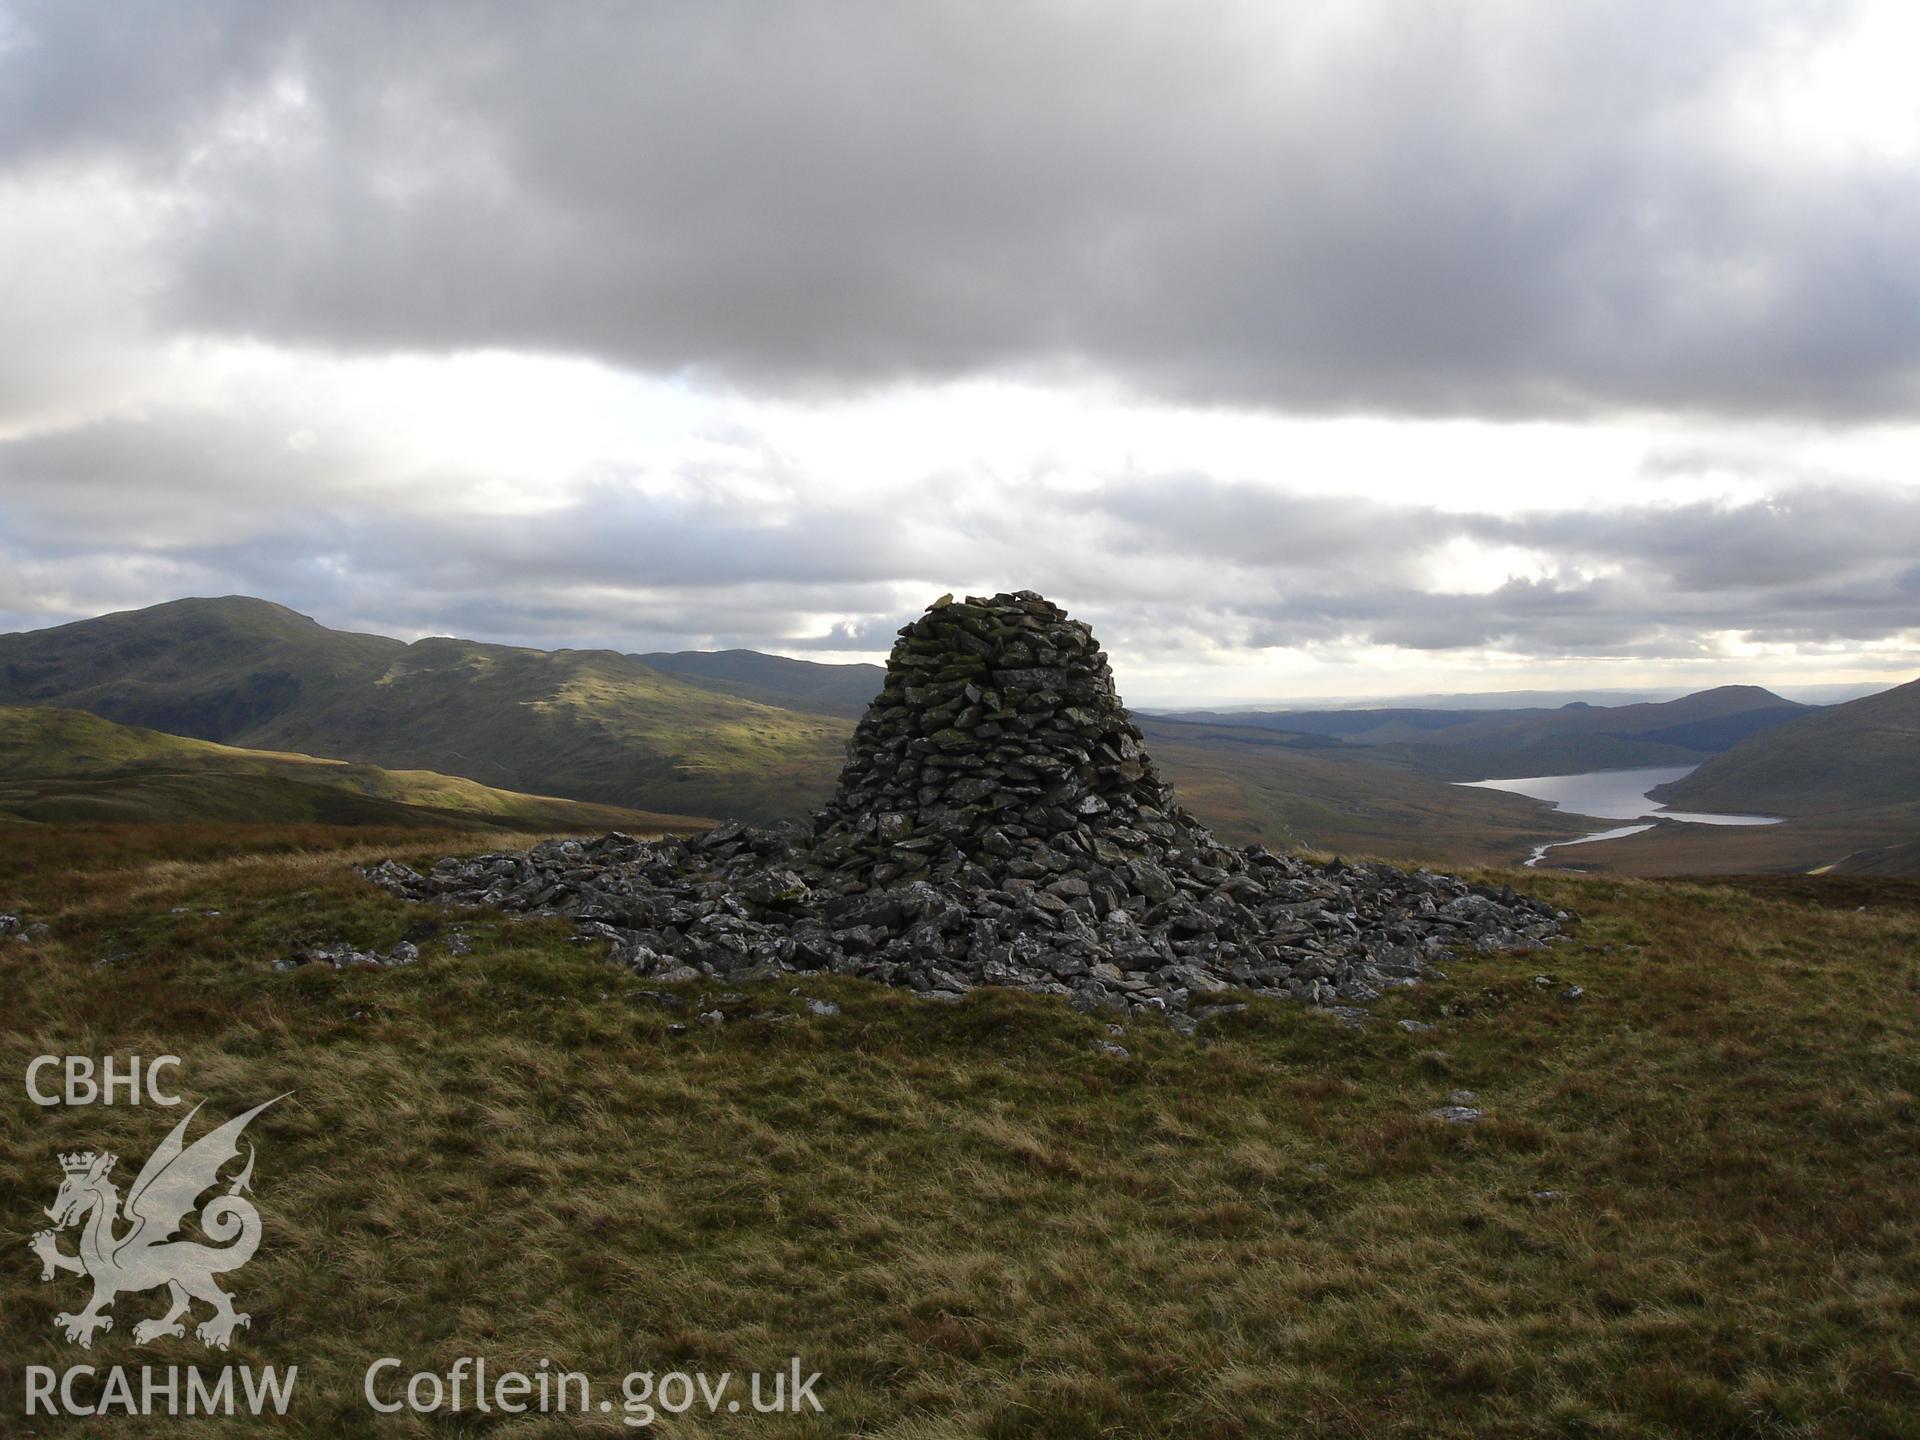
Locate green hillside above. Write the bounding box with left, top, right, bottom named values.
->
left=1651, top=677, right=1920, bottom=816
left=0, top=705, right=709, bottom=831
left=0, top=598, right=848, bottom=823
left=638, top=647, right=886, bottom=718
left=0, top=597, right=1595, bottom=862
left=16, top=599, right=1895, bottom=873
left=0, top=595, right=404, bottom=737
left=233, top=635, right=847, bottom=821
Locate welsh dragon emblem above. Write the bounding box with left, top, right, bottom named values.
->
left=29, top=1095, right=288, bottom=1350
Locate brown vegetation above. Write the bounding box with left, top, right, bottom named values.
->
left=2, top=826, right=1916, bottom=1437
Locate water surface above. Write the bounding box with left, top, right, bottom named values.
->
left=1459, top=765, right=1783, bottom=867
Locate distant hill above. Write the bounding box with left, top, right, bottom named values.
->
left=1158, top=685, right=1809, bottom=779
left=1135, top=716, right=1593, bottom=864
left=637, top=648, right=886, bottom=718
left=0, top=706, right=707, bottom=831
left=0, top=598, right=847, bottom=822
left=0, top=595, right=403, bottom=738
left=1651, top=678, right=1920, bottom=816
left=13, top=599, right=1887, bottom=872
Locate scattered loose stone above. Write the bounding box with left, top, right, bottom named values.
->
left=1561, top=984, right=1585, bottom=1001
left=1431, top=1090, right=1483, bottom=1124
left=1, top=912, right=47, bottom=942
left=806, top=998, right=841, bottom=1017
left=276, top=938, right=421, bottom=972
left=1398, top=1018, right=1435, bottom=1033
left=365, top=592, right=1567, bottom=1024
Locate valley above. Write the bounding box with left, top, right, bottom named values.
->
left=2, top=596, right=1914, bottom=875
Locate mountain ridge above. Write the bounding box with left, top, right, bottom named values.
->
left=0, top=597, right=846, bottom=823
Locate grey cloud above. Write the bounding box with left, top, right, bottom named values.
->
left=0, top=1, right=286, bottom=171
left=1065, top=471, right=1920, bottom=655
left=349, top=488, right=927, bottom=593
left=0, top=410, right=345, bottom=531
left=1488, top=487, right=1920, bottom=591
left=1078, top=471, right=1920, bottom=598
left=5, top=0, right=1917, bottom=419
left=1067, top=478, right=1462, bottom=572
left=6, top=398, right=1918, bottom=669
left=0, top=401, right=924, bottom=587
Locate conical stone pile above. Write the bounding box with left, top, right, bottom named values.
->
left=811, top=590, right=1195, bottom=883
left=367, top=592, right=1567, bottom=1027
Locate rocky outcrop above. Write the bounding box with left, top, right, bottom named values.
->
left=368, top=592, right=1566, bottom=1025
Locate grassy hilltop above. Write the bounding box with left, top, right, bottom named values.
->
left=2, top=825, right=1915, bottom=1438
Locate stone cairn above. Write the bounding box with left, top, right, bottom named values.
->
left=366, top=592, right=1564, bottom=1028
left=809, top=591, right=1185, bottom=882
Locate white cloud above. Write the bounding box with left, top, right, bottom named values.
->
left=1, top=0, right=1917, bottom=701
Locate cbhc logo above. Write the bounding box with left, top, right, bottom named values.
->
left=25, top=1056, right=183, bottom=1107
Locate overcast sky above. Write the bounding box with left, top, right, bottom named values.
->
left=2, top=0, right=1916, bottom=704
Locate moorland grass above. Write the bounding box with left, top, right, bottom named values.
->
left=1, top=826, right=1916, bottom=1437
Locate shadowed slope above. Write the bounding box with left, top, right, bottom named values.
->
left=0, top=598, right=846, bottom=823
left=1651, top=678, right=1920, bottom=816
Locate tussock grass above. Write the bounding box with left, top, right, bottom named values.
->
left=1, top=827, right=1916, bottom=1436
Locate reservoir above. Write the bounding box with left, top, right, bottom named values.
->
left=1459, top=764, right=1784, bottom=866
